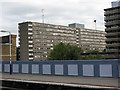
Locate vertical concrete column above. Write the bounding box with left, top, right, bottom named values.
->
left=94, top=63, right=100, bottom=77
left=2, top=62, right=4, bottom=73
left=51, top=63, right=55, bottom=75
left=39, top=62, right=42, bottom=74
left=112, top=61, right=119, bottom=78
left=29, top=62, right=32, bottom=74
left=78, top=63, right=83, bottom=76
left=19, top=62, right=22, bottom=73
left=64, top=63, right=68, bottom=76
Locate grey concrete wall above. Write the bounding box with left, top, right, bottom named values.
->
left=0, top=60, right=119, bottom=78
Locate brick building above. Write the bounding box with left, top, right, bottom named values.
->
left=0, top=35, right=17, bottom=61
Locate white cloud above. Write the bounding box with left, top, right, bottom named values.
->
left=0, top=0, right=114, bottom=30
left=0, top=0, right=115, bottom=46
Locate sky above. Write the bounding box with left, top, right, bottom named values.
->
left=0, top=0, right=115, bottom=45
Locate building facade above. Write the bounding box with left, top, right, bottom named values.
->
left=19, top=22, right=106, bottom=61
left=69, top=23, right=106, bottom=52
left=77, top=28, right=106, bottom=52
left=0, top=35, right=17, bottom=61
left=104, top=1, right=120, bottom=59
left=19, top=22, right=77, bottom=61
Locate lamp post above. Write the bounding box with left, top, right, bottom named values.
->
left=94, top=20, right=96, bottom=30
left=0, top=30, right=12, bottom=75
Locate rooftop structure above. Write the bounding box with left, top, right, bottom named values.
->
left=69, top=23, right=85, bottom=29
left=112, top=0, right=120, bottom=7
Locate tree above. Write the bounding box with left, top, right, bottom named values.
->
left=86, top=50, right=99, bottom=54
left=48, top=42, right=83, bottom=60
left=95, top=54, right=104, bottom=60
left=84, top=50, right=105, bottom=60
left=83, top=54, right=104, bottom=60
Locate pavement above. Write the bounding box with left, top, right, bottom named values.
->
left=0, top=73, right=120, bottom=89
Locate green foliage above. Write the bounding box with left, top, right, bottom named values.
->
left=95, top=54, right=105, bottom=60
left=82, top=54, right=104, bottom=60
left=48, top=42, right=104, bottom=60
left=84, top=50, right=105, bottom=60
left=86, top=50, right=99, bottom=54
left=48, top=42, right=83, bottom=60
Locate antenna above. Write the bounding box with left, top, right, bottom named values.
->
left=42, top=9, right=44, bottom=23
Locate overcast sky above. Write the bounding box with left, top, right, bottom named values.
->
left=0, top=0, right=114, bottom=39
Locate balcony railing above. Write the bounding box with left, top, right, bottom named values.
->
left=106, top=43, right=120, bottom=47
left=105, top=27, right=120, bottom=31
left=104, top=16, right=120, bottom=21
left=105, top=32, right=120, bottom=36
left=106, top=49, right=118, bottom=52
left=105, top=21, right=120, bottom=26
left=104, top=10, right=120, bottom=15
left=106, top=38, right=120, bottom=41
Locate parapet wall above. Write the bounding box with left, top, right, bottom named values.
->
left=0, top=60, right=120, bottom=78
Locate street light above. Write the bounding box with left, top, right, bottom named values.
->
left=94, top=20, right=96, bottom=30
left=0, top=30, right=12, bottom=75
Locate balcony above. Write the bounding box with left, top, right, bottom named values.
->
left=104, top=16, right=120, bottom=21
left=105, top=21, right=120, bottom=26
left=105, top=27, right=120, bottom=32
left=106, top=38, right=120, bottom=42
left=106, top=43, right=120, bottom=47
left=105, top=32, right=120, bottom=36
left=106, top=49, right=118, bottom=52
left=104, top=9, right=120, bottom=16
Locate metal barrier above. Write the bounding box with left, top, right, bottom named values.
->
left=0, top=60, right=119, bottom=78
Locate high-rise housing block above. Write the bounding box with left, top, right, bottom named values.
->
left=104, top=1, right=120, bottom=59
left=19, top=22, right=106, bottom=61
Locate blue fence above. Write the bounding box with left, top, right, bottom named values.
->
left=0, top=60, right=120, bottom=78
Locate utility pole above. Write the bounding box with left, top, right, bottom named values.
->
left=42, top=9, right=44, bottom=23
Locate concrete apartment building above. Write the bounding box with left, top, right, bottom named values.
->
left=69, top=23, right=106, bottom=52
left=19, top=22, right=77, bottom=61
left=0, top=35, right=17, bottom=61
left=19, top=22, right=106, bottom=61
left=77, top=28, right=106, bottom=52
left=104, top=1, right=120, bottom=59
